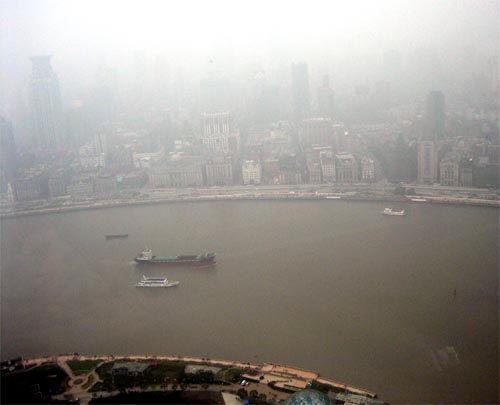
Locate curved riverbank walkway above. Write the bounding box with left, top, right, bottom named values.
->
left=23, top=353, right=377, bottom=399
left=2, top=190, right=498, bottom=220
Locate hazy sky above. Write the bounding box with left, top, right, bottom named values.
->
left=1, top=0, right=498, bottom=119
left=3, top=0, right=498, bottom=57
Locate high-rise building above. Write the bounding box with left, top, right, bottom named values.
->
left=426, top=91, right=445, bottom=139
left=201, top=112, right=232, bottom=155
left=31, top=55, right=64, bottom=149
left=301, top=118, right=334, bottom=147
left=291, top=63, right=310, bottom=123
left=317, top=75, right=334, bottom=120
left=417, top=140, right=438, bottom=183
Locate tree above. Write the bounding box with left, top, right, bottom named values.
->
left=237, top=388, right=248, bottom=399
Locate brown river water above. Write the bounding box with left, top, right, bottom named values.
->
left=1, top=200, right=498, bottom=403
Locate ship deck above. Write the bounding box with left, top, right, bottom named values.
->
left=152, top=255, right=200, bottom=261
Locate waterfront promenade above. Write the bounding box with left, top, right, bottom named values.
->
left=22, top=353, right=377, bottom=398
left=1, top=184, right=498, bottom=219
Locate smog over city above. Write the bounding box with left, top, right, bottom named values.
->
left=1, top=1, right=499, bottom=404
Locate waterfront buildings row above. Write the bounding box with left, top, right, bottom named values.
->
left=417, top=139, right=499, bottom=187
left=2, top=55, right=498, bottom=206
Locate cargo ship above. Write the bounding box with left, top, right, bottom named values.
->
left=134, top=248, right=216, bottom=266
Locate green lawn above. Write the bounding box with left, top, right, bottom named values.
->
left=67, top=360, right=101, bottom=375
left=82, top=374, right=95, bottom=389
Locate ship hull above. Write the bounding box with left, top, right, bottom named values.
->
left=134, top=259, right=216, bottom=266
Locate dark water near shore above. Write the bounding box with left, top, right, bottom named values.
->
left=1, top=201, right=498, bottom=403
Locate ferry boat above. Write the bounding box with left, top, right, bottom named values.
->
left=382, top=208, right=405, bottom=216
left=135, top=275, right=179, bottom=288
left=134, top=248, right=216, bottom=266
left=105, top=234, right=129, bottom=240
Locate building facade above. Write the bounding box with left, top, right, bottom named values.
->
left=205, top=156, right=233, bottom=186
left=201, top=112, right=231, bottom=155
left=150, top=161, right=204, bottom=188
left=301, top=118, right=333, bottom=147
left=360, top=157, right=375, bottom=182
left=242, top=160, right=262, bottom=185
left=320, top=150, right=336, bottom=182
left=335, top=153, right=358, bottom=183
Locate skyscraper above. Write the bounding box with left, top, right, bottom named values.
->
left=31, top=55, right=64, bottom=149
left=317, top=75, right=334, bottom=120
left=291, top=63, right=310, bottom=123
left=417, top=140, right=438, bottom=184
left=426, top=91, right=445, bottom=139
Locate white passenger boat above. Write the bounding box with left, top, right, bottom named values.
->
left=135, top=275, right=179, bottom=288
left=382, top=208, right=405, bottom=216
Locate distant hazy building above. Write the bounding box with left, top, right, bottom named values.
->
left=205, top=156, right=233, bottom=186
left=459, top=159, right=473, bottom=187
left=94, top=174, right=118, bottom=195
left=150, top=159, right=204, bottom=188
left=108, top=145, right=134, bottom=171
left=133, top=147, right=165, bottom=169
left=439, top=155, right=460, bottom=186
left=79, top=144, right=106, bottom=169
left=119, top=171, right=148, bottom=190
left=67, top=177, right=93, bottom=198
left=242, top=160, right=262, bottom=185
left=307, top=161, right=322, bottom=183
left=317, top=75, right=334, bottom=120
left=319, top=150, right=336, bottom=182
left=336, top=153, right=358, bottom=183
left=201, top=112, right=231, bottom=155
left=48, top=171, right=67, bottom=198
left=31, top=55, right=64, bottom=149
left=12, top=173, right=46, bottom=201
left=301, top=118, right=333, bottom=147
left=278, top=154, right=303, bottom=185
left=360, top=157, right=375, bottom=182
left=291, top=63, right=310, bottom=122
left=426, top=91, right=445, bottom=139
left=417, top=141, right=438, bottom=183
